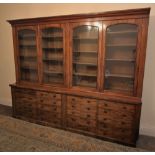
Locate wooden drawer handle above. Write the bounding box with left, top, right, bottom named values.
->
left=104, top=118, right=107, bottom=121
left=121, top=122, right=125, bottom=125
left=53, top=121, right=57, bottom=124
left=123, top=106, right=127, bottom=110
left=72, top=98, right=75, bottom=101
left=87, top=107, right=90, bottom=110
left=53, top=95, right=56, bottom=98
left=87, top=114, right=90, bottom=118
left=72, top=105, right=75, bottom=108
left=87, top=100, right=90, bottom=103
left=122, top=114, right=127, bottom=117
left=104, top=103, right=108, bottom=106
left=87, top=121, right=90, bottom=125
left=104, top=110, right=107, bottom=113
left=71, top=118, right=76, bottom=121
left=53, top=102, right=56, bottom=104
left=121, top=129, right=125, bottom=133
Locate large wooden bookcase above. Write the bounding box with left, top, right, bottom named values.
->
left=8, top=8, right=150, bottom=146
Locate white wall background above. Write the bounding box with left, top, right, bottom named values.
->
left=0, top=3, right=155, bottom=137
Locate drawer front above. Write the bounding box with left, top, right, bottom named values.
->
left=97, top=100, right=136, bottom=144
left=98, top=100, right=135, bottom=113
left=66, top=96, right=97, bottom=133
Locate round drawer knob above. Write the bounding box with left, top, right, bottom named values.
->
left=87, top=114, right=90, bottom=118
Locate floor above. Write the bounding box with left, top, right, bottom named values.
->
left=0, top=104, right=155, bottom=151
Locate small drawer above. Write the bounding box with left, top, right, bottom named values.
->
left=14, top=88, right=36, bottom=96
left=81, top=112, right=96, bottom=120
left=67, top=109, right=80, bottom=116
left=98, top=110, right=134, bottom=122
left=98, top=100, right=135, bottom=113
left=67, top=102, right=80, bottom=110
left=80, top=118, right=96, bottom=127
left=37, top=91, right=61, bottom=100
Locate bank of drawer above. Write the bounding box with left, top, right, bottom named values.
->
left=38, top=98, right=61, bottom=106
left=68, top=96, right=97, bottom=106
left=37, top=104, right=61, bottom=114
left=98, top=126, right=135, bottom=143
left=14, top=102, right=36, bottom=119
left=37, top=91, right=61, bottom=100
left=98, top=109, right=134, bottom=122
left=98, top=119, right=133, bottom=129
left=14, top=88, right=36, bottom=95
left=98, top=100, right=135, bottom=113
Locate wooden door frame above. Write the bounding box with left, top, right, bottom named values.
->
left=38, top=23, right=67, bottom=87
left=68, top=21, right=103, bottom=92
left=14, top=25, right=39, bottom=86
left=102, top=19, right=143, bottom=97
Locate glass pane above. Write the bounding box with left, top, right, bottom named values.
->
left=104, top=24, right=138, bottom=95
left=41, top=27, right=64, bottom=84
left=18, top=29, right=38, bottom=82
left=72, top=25, right=99, bottom=88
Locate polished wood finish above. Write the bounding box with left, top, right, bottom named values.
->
left=9, top=8, right=150, bottom=146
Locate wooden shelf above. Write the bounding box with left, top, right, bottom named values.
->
left=75, top=82, right=96, bottom=87
left=42, top=48, right=63, bottom=51
left=107, top=30, right=138, bottom=35
left=73, top=61, right=97, bottom=66
left=42, top=36, right=63, bottom=40
left=43, top=58, right=63, bottom=61
left=19, top=35, right=35, bottom=39
left=74, top=51, right=97, bottom=53
left=105, top=58, right=135, bottom=62
left=44, top=70, right=63, bottom=75
left=20, top=55, right=37, bottom=59
left=21, top=66, right=37, bottom=70
left=105, top=87, right=133, bottom=94
left=19, top=45, right=36, bottom=48
left=73, top=38, right=98, bottom=41
left=106, top=44, right=136, bottom=47
left=73, top=72, right=97, bottom=77
left=105, top=73, right=134, bottom=79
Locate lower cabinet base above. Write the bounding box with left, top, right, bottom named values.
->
left=11, top=86, right=141, bottom=146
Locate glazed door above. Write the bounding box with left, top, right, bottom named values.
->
left=70, top=22, right=102, bottom=90
left=102, top=19, right=142, bottom=96
left=16, top=26, right=39, bottom=83
left=39, top=24, right=65, bottom=86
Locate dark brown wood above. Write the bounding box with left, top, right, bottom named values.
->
left=8, top=8, right=150, bottom=26
left=9, top=8, right=150, bottom=146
